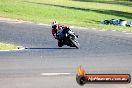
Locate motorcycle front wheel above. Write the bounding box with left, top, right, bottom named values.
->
left=69, top=38, right=80, bottom=49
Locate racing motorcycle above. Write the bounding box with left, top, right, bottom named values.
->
left=58, top=27, right=80, bottom=49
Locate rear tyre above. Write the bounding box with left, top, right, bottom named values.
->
left=58, top=40, right=63, bottom=47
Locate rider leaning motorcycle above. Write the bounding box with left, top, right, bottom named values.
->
left=51, top=21, right=69, bottom=47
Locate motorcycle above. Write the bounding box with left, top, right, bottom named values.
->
left=58, top=27, right=80, bottom=49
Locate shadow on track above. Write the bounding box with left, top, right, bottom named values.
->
left=25, top=47, right=77, bottom=50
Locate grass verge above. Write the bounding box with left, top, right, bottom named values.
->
left=0, top=0, right=132, bottom=32
left=0, top=43, right=17, bottom=50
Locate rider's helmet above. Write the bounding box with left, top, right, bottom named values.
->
left=52, top=21, right=58, bottom=29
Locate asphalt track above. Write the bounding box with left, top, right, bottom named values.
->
left=0, top=20, right=132, bottom=88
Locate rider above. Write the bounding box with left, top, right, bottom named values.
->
left=51, top=21, right=69, bottom=47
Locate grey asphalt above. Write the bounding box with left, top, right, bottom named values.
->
left=0, top=20, right=132, bottom=88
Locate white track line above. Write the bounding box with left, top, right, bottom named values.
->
left=0, top=48, right=25, bottom=52
left=41, top=73, right=72, bottom=76
left=111, top=30, right=116, bottom=31
left=122, top=31, right=127, bottom=33
left=99, top=30, right=105, bottom=31
left=125, top=33, right=132, bottom=35
left=0, top=46, right=25, bottom=52
left=37, top=23, right=50, bottom=26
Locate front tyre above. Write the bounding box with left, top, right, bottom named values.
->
left=70, top=38, right=80, bottom=49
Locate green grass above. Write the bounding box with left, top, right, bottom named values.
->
left=0, top=0, right=132, bottom=32
left=0, top=43, right=17, bottom=50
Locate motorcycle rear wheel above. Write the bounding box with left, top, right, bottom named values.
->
left=58, top=40, right=63, bottom=47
